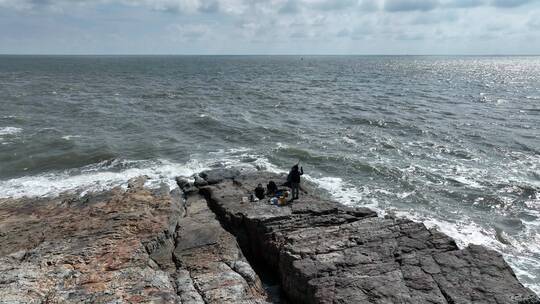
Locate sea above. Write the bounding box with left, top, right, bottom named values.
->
left=0, top=55, right=539, bottom=294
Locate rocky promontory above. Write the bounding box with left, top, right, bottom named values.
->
left=0, top=169, right=538, bottom=304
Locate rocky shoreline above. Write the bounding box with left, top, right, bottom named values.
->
left=0, top=168, right=538, bottom=303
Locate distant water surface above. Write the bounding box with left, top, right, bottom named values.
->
left=0, top=55, right=539, bottom=294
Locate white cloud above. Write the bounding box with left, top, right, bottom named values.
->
left=0, top=0, right=539, bottom=54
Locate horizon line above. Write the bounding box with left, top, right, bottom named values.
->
left=1, top=53, right=540, bottom=57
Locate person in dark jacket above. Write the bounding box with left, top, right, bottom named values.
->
left=287, top=164, right=303, bottom=200
left=266, top=181, right=278, bottom=196
left=254, top=183, right=265, bottom=200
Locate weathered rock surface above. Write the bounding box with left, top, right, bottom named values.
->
left=0, top=170, right=538, bottom=304
left=0, top=176, right=269, bottom=303
left=196, top=170, right=540, bottom=304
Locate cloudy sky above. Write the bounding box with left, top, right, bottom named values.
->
left=1, top=0, right=539, bottom=54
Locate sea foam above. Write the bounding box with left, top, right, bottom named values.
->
left=0, top=126, right=22, bottom=136
left=0, top=148, right=272, bottom=199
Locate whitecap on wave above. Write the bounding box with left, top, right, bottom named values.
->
left=61, top=135, right=82, bottom=140
left=303, top=174, right=381, bottom=210
left=0, top=147, right=279, bottom=199
left=0, top=127, right=22, bottom=144
left=341, top=136, right=357, bottom=145
left=0, top=126, right=22, bottom=136
left=0, top=158, right=207, bottom=198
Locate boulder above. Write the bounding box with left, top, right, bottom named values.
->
left=193, top=174, right=209, bottom=187
left=175, top=176, right=191, bottom=190
left=199, top=168, right=242, bottom=185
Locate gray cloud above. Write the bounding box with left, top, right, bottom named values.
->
left=491, top=0, right=537, bottom=7
left=384, top=0, right=439, bottom=11
left=1, top=0, right=538, bottom=14
left=1, top=0, right=540, bottom=54
left=336, top=28, right=351, bottom=37
left=290, top=31, right=309, bottom=38
left=0, top=0, right=227, bottom=14
left=359, top=0, right=380, bottom=10
left=397, top=32, right=425, bottom=40
left=198, top=0, right=220, bottom=13
left=28, top=0, right=52, bottom=5
left=278, top=0, right=358, bottom=13
left=171, top=23, right=211, bottom=40
left=528, top=14, right=540, bottom=28
left=336, top=22, right=375, bottom=40
left=411, top=11, right=458, bottom=24
left=310, top=0, right=358, bottom=11
left=146, top=0, right=224, bottom=14
left=444, top=0, right=486, bottom=8
left=279, top=0, right=300, bottom=14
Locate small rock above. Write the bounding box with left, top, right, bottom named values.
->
left=175, top=177, right=191, bottom=190
left=199, top=168, right=241, bottom=185
left=193, top=175, right=208, bottom=187
left=128, top=175, right=148, bottom=189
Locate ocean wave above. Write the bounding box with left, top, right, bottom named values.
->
left=271, top=145, right=355, bottom=168
left=341, top=136, right=357, bottom=145
left=140, top=92, right=181, bottom=100
left=0, top=148, right=277, bottom=199
left=0, top=127, right=23, bottom=144
left=61, top=135, right=82, bottom=141
left=304, top=174, right=383, bottom=211
left=0, top=126, right=22, bottom=136
left=0, top=158, right=207, bottom=198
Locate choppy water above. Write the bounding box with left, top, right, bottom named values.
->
left=1, top=55, right=539, bottom=294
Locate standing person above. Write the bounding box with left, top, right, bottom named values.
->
left=287, top=164, right=304, bottom=200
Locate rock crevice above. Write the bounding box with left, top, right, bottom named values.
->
left=194, top=170, right=540, bottom=304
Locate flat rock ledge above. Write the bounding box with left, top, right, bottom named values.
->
left=0, top=176, right=268, bottom=304
left=0, top=169, right=537, bottom=304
